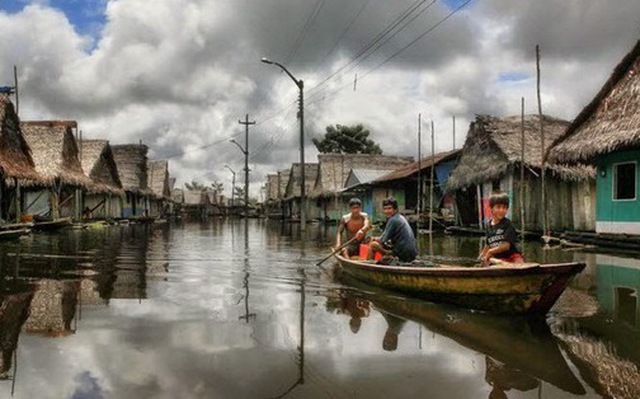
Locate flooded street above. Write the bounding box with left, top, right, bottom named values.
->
left=0, top=220, right=638, bottom=399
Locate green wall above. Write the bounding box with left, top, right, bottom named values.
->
left=596, top=150, right=640, bottom=223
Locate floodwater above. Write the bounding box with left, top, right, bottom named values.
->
left=0, top=220, right=639, bottom=399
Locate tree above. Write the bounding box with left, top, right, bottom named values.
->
left=312, top=124, right=383, bottom=154
left=233, top=186, right=245, bottom=205
left=211, top=181, right=223, bottom=192
left=185, top=180, right=206, bottom=191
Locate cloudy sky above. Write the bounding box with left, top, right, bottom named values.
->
left=0, top=0, right=638, bottom=197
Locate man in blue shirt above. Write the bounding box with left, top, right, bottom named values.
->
left=367, top=197, right=417, bottom=262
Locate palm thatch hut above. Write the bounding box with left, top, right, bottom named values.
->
left=283, top=163, right=318, bottom=220
left=147, top=159, right=170, bottom=218
left=447, top=114, right=595, bottom=232
left=0, top=94, right=41, bottom=223
left=79, top=139, right=124, bottom=219
left=548, top=40, right=640, bottom=235
left=182, top=189, right=210, bottom=218
left=310, top=154, right=413, bottom=221
left=264, top=169, right=290, bottom=219
left=111, top=144, right=152, bottom=219
left=21, top=120, right=95, bottom=220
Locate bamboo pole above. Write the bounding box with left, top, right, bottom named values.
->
left=417, top=113, right=422, bottom=220
left=429, top=120, right=435, bottom=233
left=520, top=97, right=526, bottom=234
left=536, top=45, right=547, bottom=235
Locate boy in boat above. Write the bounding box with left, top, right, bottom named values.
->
left=367, top=197, right=417, bottom=262
left=336, top=198, right=371, bottom=258
left=479, top=191, right=524, bottom=264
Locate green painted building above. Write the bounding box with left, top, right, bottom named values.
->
left=548, top=40, right=640, bottom=235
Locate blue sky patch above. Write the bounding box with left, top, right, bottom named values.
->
left=0, top=0, right=106, bottom=37
left=441, top=0, right=473, bottom=10
left=498, top=71, right=529, bottom=82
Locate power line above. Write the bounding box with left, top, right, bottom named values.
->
left=306, top=0, right=438, bottom=104
left=306, top=0, right=430, bottom=97
left=305, top=0, right=472, bottom=108
left=286, top=0, right=326, bottom=65
left=319, top=0, right=371, bottom=65
left=164, top=131, right=242, bottom=159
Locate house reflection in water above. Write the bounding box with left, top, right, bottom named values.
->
left=24, top=279, right=80, bottom=337
left=0, top=281, right=34, bottom=380
left=552, top=254, right=640, bottom=399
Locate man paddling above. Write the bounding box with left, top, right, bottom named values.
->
left=336, top=198, right=371, bottom=258
left=367, top=197, right=417, bottom=263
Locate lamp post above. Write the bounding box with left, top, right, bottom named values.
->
left=230, top=138, right=249, bottom=219
left=261, top=57, right=306, bottom=230
left=224, top=164, right=236, bottom=214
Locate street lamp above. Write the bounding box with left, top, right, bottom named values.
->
left=230, top=139, right=249, bottom=219
left=224, top=164, right=236, bottom=213
left=261, top=57, right=306, bottom=230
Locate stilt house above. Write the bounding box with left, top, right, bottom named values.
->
left=447, top=114, right=595, bottom=232
left=147, top=159, right=170, bottom=218
left=79, top=140, right=123, bottom=219
left=548, top=40, right=640, bottom=235
left=283, top=163, right=318, bottom=220
left=21, top=121, right=95, bottom=220
left=0, top=94, right=41, bottom=223
left=111, top=144, right=152, bottom=218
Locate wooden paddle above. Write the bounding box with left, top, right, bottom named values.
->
left=316, top=235, right=360, bottom=266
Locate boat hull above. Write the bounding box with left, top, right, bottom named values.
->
left=335, top=255, right=586, bottom=314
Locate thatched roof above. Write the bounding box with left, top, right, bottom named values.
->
left=266, top=174, right=278, bottom=201
left=21, top=121, right=95, bottom=189
left=548, top=40, right=640, bottom=164
left=79, top=139, right=123, bottom=194
left=147, top=159, right=170, bottom=199
left=447, top=114, right=595, bottom=191
left=183, top=189, right=209, bottom=205
left=284, top=163, right=318, bottom=199
left=111, top=144, right=152, bottom=195
left=171, top=187, right=184, bottom=203
left=310, top=154, right=414, bottom=198
left=0, top=95, right=40, bottom=181
left=375, top=149, right=461, bottom=182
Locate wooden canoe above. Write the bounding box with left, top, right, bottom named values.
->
left=32, top=217, right=72, bottom=231
left=0, top=228, right=31, bottom=240
left=334, top=254, right=586, bottom=314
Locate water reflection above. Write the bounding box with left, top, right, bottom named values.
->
left=1, top=223, right=640, bottom=397
left=550, top=254, right=640, bottom=399
left=327, top=270, right=586, bottom=396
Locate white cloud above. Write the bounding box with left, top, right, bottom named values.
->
left=1, top=0, right=639, bottom=197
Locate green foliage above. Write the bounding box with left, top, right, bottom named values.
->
left=312, top=124, right=383, bottom=154
left=211, top=181, right=224, bottom=192
left=185, top=181, right=206, bottom=191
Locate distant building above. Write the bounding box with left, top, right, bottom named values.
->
left=147, top=159, right=171, bottom=218
left=111, top=144, right=152, bottom=219
left=283, top=163, right=318, bottom=220
left=310, top=154, right=413, bottom=221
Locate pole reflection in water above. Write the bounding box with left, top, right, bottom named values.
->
left=239, top=220, right=255, bottom=323
left=271, top=245, right=306, bottom=398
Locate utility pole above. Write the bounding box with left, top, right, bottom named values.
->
left=238, top=114, right=255, bottom=219
left=261, top=58, right=306, bottom=230
left=417, top=114, right=422, bottom=221
left=536, top=45, right=548, bottom=236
